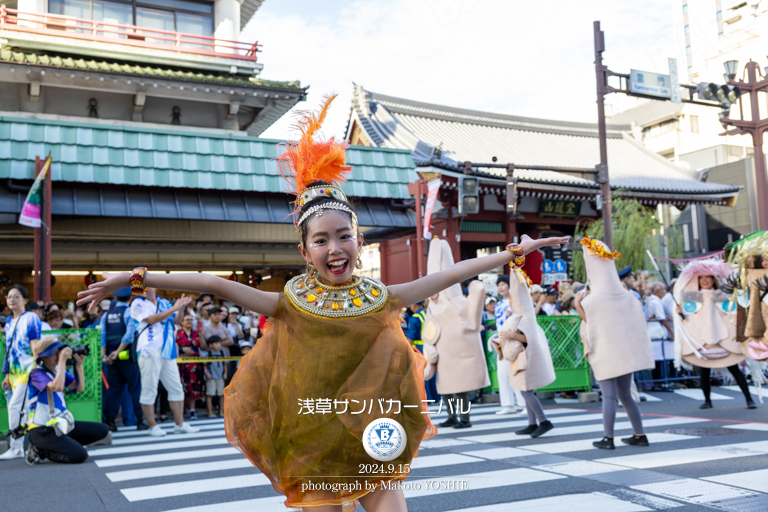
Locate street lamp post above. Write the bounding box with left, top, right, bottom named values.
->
left=593, top=21, right=614, bottom=250
left=719, top=60, right=768, bottom=231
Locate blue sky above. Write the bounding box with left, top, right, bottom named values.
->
left=243, top=0, right=679, bottom=140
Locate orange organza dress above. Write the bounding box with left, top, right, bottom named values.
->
left=224, top=275, right=437, bottom=509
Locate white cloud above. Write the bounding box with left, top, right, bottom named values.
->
left=243, top=0, right=677, bottom=140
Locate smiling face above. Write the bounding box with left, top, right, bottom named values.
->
left=298, top=210, right=363, bottom=284
left=496, top=281, right=509, bottom=297
left=699, top=275, right=715, bottom=290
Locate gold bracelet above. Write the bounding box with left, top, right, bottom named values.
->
left=505, top=243, right=525, bottom=268
left=130, top=267, right=148, bottom=296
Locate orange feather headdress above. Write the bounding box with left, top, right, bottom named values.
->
left=277, top=94, right=353, bottom=222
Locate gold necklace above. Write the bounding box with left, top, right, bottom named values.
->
left=285, top=274, right=387, bottom=319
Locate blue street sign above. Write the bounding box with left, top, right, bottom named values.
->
left=543, top=259, right=554, bottom=274
left=554, top=259, right=567, bottom=273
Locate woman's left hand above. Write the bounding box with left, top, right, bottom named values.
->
left=519, top=234, right=570, bottom=255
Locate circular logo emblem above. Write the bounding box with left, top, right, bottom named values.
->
left=363, top=418, right=407, bottom=461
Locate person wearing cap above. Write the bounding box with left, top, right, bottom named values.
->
left=25, top=337, right=110, bottom=464
left=1, top=284, right=42, bottom=460
left=100, top=287, right=145, bottom=432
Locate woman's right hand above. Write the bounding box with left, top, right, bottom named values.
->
left=77, top=271, right=131, bottom=312
left=2, top=375, right=9, bottom=392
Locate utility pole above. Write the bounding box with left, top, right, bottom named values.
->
left=593, top=20, right=614, bottom=250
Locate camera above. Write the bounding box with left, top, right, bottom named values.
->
left=66, top=344, right=91, bottom=366
left=6, top=424, right=26, bottom=440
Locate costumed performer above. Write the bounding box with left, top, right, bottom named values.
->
left=421, top=237, right=489, bottom=429
left=673, top=257, right=756, bottom=409
left=574, top=236, right=654, bottom=450
left=77, top=95, right=568, bottom=512
left=728, top=231, right=768, bottom=364
left=491, top=266, right=556, bottom=438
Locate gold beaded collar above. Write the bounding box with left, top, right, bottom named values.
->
left=285, top=274, right=387, bottom=319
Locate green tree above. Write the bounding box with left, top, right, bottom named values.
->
left=572, top=194, right=677, bottom=282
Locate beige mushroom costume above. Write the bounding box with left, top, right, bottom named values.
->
left=673, top=258, right=755, bottom=409
left=578, top=236, right=653, bottom=449
left=490, top=267, right=556, bottom=437
left=422, top=238, right=489, bottom=428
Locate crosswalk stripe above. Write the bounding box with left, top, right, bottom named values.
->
left=723, top=422, right=768, bottom=431
left=673, top=389, right=733, bottom=401
left=90, top=437, right=231, bottom=457
left=402, top=468, right=565, bottom=498
left=116, top=418, right=224, bottom=432
left=94, top=447, right=240, bottom=468
left=631, top=478, right=756, bottom=503
left=121, top=473, right=271, bottom=502
left=702, top=468, right=768, bottom=493
left=113, top=422, right=225, bottom=438
left=159, top=497, right=289, bottom=512
left=112, top=429, right=224, bottom=445
left=435, top=412, right=610, bottom=435
left=503, top=432, right=699, bottom=455
left=107, top=459, right=254, bottom=482
left=106, top=452, right=483, bottom=482
left=597, top=440, right=768, bottom=469
left=443, top=492, right=655, bottom=512
left=724, top=385, right=768, bottom=399
left=429, top=406, right=584, bottom=421
left=458, top=416, right=708, bottom=443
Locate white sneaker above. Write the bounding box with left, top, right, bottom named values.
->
left=0, top=447, right=24, bottom=460
left=174, top=422, right=199, bottom=434
left=495, top=406, right=517, bottom=415
left=148, top=425, right=167, bottom=437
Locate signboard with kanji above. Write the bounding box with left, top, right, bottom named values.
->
left=539, top=199, right=581, bottom=219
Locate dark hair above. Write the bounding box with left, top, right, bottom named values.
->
left=47, top=310, right=63, bottom=321
left=561, top=297, right=575, bottom=311
left=5, top=284, right=29, bottom=300
left=698, top=275, right=719, bottom=290
left=496, top=275, right=510, bottom=286
left=298, top=181, right=357, bottom=248
left=207, top=335, right=222, bottom=344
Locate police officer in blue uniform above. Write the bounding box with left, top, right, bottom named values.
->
left=100, top=287, right=146, bottom=431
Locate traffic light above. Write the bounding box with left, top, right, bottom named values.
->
left=458, top=176, right=479, bottom=215
left=696, top=82, right=742, bottom=105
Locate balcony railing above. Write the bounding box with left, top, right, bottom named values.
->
left=0, top=5, right=261, bottom=61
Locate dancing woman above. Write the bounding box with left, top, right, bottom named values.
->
left=78, top=96, right=568, bottom=512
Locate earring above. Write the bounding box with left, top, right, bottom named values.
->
left=356, top=254, right=363, bottom=269
left=306, top=263, right=318, bottom=281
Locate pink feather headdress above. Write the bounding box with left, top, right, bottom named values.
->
left=677, top=257, right=731, bottom=285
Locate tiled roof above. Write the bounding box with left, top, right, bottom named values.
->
left=0, top=47, right=302, bottom=90
left=607, top=101, right=684, bottom=127
left=241, top=0, right=266, bottom=30
left=348, top=85, right=740, bottom=197
left=0, top=116, right=417, bottom=199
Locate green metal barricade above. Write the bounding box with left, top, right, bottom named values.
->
left=535, top=315, right=591, bottom=393
left=0, top=329, right=102, bottom=432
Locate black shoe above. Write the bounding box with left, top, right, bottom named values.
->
left=530, top=420, right=554, bottom=438
left=136, top=418, right=150, bottom=431
left=105, top=417, right=118, bottom=432
left=438, top=418, right=459, bottom=428
left=593, top=437, right=615, bottom=450
left=453, top=420, right=472, bottom=429
left=699, top=401, right=713, bottom=409
left=621, top=434, right=649, bottom=446
left=515, top=424, right=537, bottom=435
left=747, top=398, right=757, bottom=409
left=25, top=445, right=42, bottom=466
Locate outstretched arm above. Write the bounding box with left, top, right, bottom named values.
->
left=389, top=235, right=569, bottom=306
left=77, top=272, right=280, bottom=317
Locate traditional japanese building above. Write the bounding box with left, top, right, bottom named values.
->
left=346, top=85, right=741, bottom=285
left=0, top=3, right=417, bottom=300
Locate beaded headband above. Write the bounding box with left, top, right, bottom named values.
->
left=298, top=185, right=348, bottom=208
left=297, top=201, right=358, bottom=228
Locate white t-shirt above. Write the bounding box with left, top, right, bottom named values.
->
left=541, top=303, right=556, bottom=316
left=646, top=295, right=667, bottom=321
left=41, top=321, right=52, bottom=332
left=131, top=298, right=164, bottom=356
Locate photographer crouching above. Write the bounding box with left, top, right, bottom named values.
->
left=25, top=337, right=109, bottom=464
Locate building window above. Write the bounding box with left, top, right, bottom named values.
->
left=688, top=65, right=693, bottom=75
left=49, top=0, right=213, bottom=38
left=690, top=115, right=699, bottom=133
left=717, top=10, right=723, bottom=21
left=683, top=4, right=688, bottom=15
left=719, top=31, right=724, bottom=36
left=686, top=45, right=692, bottom=55
left=684, top=24, right=690, bottom=35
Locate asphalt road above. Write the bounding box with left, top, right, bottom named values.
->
left=2, top=384, right=768, bottom=512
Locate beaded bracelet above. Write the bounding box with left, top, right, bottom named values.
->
left=130, top=267, right=148, bottom=296
left=505, top=243, right=525, bottom=268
